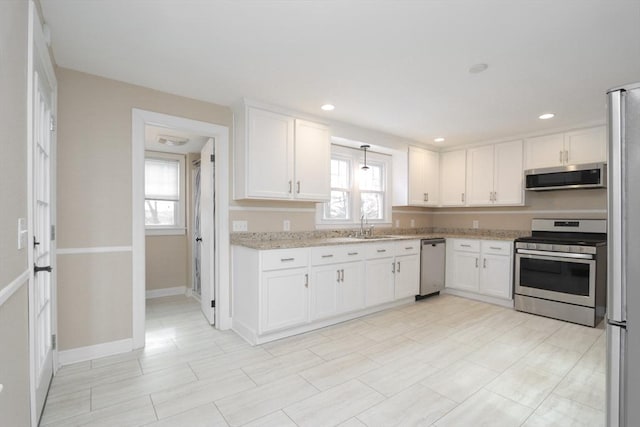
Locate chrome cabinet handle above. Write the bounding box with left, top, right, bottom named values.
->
left=564, top=150, right=569, bottom=164
left=337, top=270, right=341, bottom=282
left=461, top=244, right=472, bottom=248
left=321, top=254, right=334, bottom=258
left=392, top=262, right=395, bottom=273
left=348, top=252, right=358, bottom=256
left=489, top=246, right=501, bottom=250
left=304, top=273, right=308, bottom=288
left=397, top=261, right=401, bottom=273
left=423, top=193, right=427, bottom=202
left=559, top=151, right=563, bottom=164
left=341, top=269, right=344, bottom=282
left=461, top=193, right=465, bottom=203
left=405, top=247, right=414, bottom=250
left=475, top=258, right=479, bottom=268
left=377, top=249, right=386, bottom=253
left=281, top=258, right=295, bottom=262
left=483, top=258, right=487, bottom=268
left=493, top=191, right=497, bottom=202
left=296, top=181, right=301, bottom=193
left=288, top=180, right=292, bottom=193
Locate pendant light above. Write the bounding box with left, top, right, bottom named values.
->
left=361, top=144, right=370, bottom=170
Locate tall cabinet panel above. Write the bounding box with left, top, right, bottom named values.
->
left=407, top=146, right=439, bottom=206
left=294, top=119, right=331, bottom=201
left=440, top=149, right=467, bottom=206
left=246, top=108, right=294, bottom=199
left=493, top=140, right=524, bottom=205
left=466, top=145, right=495, bottom=206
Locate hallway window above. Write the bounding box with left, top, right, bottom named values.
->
left=145, top=152, right=185, bottom=234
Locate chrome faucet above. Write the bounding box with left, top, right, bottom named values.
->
left=360, top=214, right=366, bottom=237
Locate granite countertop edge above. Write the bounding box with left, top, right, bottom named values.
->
left=231, top=228, right=528, bottom=250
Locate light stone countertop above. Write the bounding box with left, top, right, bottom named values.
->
left=231, top=228, right=527, bottom=250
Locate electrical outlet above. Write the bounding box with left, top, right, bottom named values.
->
left=232, top=220, right=248, bottom=232
left=410, top=219, right=415, bottom=227
left=395, top=219, right=400, bottom=228
left=473, top=220, right=479, bottom=229
left=283, top=220, right=291, bottom=231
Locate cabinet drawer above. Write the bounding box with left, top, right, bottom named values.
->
left=481, top=240, right=512, bottom=255
left=262, top=248, right=309, bottom=271
left=451, top=239, right=480, bottom=252
left=365, top=242, right=396, bottom=259
left=395, top=240, right=420, bottom=256
left=311, top=245, right=364, bottom=265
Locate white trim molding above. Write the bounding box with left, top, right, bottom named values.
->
left=57, top=338, right=133, bottom=367
left=229, top=205, right=316, bottom=213
left=56, top=246, right=133, bottom=255
left=429, top=209, right=607, bottom=215
left=0, top=270, right=30, bottom=307
left=146, top=286, right=187, bottom=299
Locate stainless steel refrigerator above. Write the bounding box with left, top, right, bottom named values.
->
left=607, top=82, right=640, bottom=426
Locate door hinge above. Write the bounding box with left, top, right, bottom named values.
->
left=50, top=116, right=56, bottom=132
left=211, top=300, right=215, bottom=308
left=51, top=225, right=56, bottom=241
left=51, top=334, right=57, bottom=350
left=210, top=154, right=215, bottom=163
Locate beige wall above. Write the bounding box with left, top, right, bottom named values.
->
left=145, top=235, right=187, bottom=291
left=0, top=1, right=32, bottom=425
left=431, top=188, right=607, bottom=231
left=56, top=68, right=232, bottom=350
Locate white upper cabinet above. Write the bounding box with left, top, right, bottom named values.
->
left=234, top=102, right=330, bottom=201
left=466, top=140, right=524, bottom=206
left=524, top=126, right=606, bottom=169
left=440, top=149, right=467, bottom=206
left=564, top=126, right=607, bottom=165
left=406, top=146, right=440, bottom=206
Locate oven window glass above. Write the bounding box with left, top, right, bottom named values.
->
left=519, top=257, right=590, bottom=296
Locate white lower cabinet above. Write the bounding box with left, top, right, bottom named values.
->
left=232, top=239, right=420, bottom=345
left=446, top=239, right=513, bottom=302
left=261, top=267, right=309, bottom=333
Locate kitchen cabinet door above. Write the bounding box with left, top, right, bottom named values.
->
left=524, top=133, right=565, bottom=169
left=447, top=250, right=480, bottom=292
left=336, top=262, right=365, bottom=314
left=493, top=140, right=524, bottom=205
left=294, top=119, right=331, bottom=201
left=260, top=267, right=309, bottom=333
left=466, top=145, right=494, bottom=206
left=365, top=257, right=395, bottom=307
left=565, top=126, right=607, bottom=165
left=440, top=149, right=467, bottom=206
left=246, top=108, right=295, bottom=199
left=394, top=254, right=420, bottom=299
left=408, top=146, right=440, bottom=206
left=479, top=253, right=512, bottom=299
left=310, top=265, right=339, bottom=321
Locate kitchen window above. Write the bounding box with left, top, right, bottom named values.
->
left=145, top=152, right=186, bottom=235
left=317, top=144, right=391, bottom=227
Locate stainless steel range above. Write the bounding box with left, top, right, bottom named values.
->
left=514, top=219, right=607, bottom=327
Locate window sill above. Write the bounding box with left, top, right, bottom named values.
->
left=145, top=227, right=186, bottom=236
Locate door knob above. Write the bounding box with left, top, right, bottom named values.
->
left=196, top=237, right=203, bottom=242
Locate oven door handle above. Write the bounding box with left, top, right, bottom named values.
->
left=516, top=249, right=594, bottom=260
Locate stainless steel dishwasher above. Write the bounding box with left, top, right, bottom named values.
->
left=417, top=238, right=446, bottom=299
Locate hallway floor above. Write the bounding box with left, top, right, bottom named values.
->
left=41, top=294, right=606, bottom=426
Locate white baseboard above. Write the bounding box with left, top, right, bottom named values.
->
left=58, top=338, right=133, bottom=366
left=145, top=286, right=187, bottom=299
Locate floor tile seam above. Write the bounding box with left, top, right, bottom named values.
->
left=239, top=366, right=262, bottom=387
left=549, top=390, right=606, bottom=413
left=418, top=382, right=476, bottom=426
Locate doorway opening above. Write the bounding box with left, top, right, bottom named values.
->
left=132, top=109, right=230, bottom=350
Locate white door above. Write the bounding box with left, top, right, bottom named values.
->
left=423, top=149, right=440, bottom=206
left=449, top=251, right=480, bottom=292
left=524, top=133, right=565, bottom=169
left=31, top=56, right=56, bottom=421
left=260, top=268, right=309, bottom=333
left=479, top=254, right=512, bottom=299
left=493, top=140, right=524, bottom=205
left=199, top=139, right=215, bottom=324
left=408, top=146, right=427, bottom=206
left=440, top=149, right=467, bottom=206
left=336, top=262, right=365, bottom=314
left=309, top=265, right=338, bottom=320
left=364, top=257, right=395, bottom=307
left=294, top=120, right=331, bottom=201
left=565, top=126, right=607, bottom=165
left=394, top=254, right=420, bottom=299
left=466, top=145, right=495, bottom=206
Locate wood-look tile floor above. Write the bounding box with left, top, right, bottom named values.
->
left=42, top=294, right=606, bottom=426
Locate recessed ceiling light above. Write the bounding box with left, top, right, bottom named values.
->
left=434, top=137, right=445, bottom=143
left=321, top=104, right=335, bottom=111
left=539, top=113, right=555, bottom=120
left=468, top=63, right=488, bottom=74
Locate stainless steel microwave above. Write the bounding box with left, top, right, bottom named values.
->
left=524, top=162, right=607, bottom=191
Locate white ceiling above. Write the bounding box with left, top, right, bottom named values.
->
left=40, top=0, right=640, bottom=147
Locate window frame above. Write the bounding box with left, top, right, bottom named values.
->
left=144, top=151, right=186, bottom=236
left=316, top=143, right=392, bottom=228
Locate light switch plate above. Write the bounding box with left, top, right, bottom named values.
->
left=232, top=220, right=248, bottom=232
left=410, top=219, right=415, bottom=228
left=472, top=220, right=479, bottom=229
left=17, top=218, right=27, bottom=250
left=395, top=219, right=400, bottom=228
left=283, top=220, right=291, bottom=231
